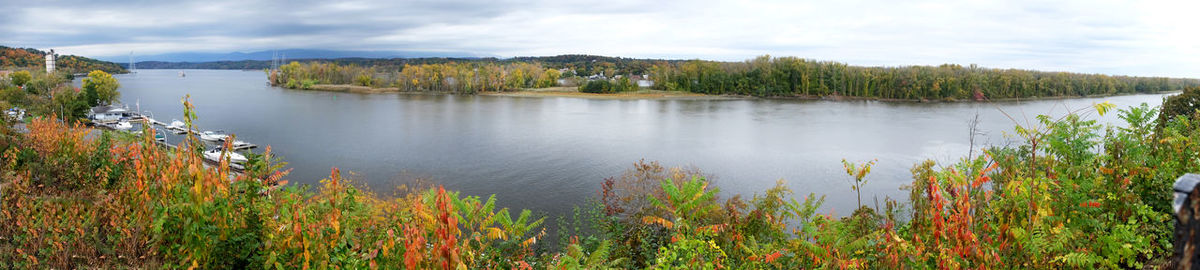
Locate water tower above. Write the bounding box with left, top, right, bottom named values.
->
left=45, top=49, right=56, bottom=73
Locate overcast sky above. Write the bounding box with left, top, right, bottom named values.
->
left=1, top=0, right=1197, bottom=77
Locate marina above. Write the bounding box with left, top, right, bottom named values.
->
left=87, top=104, right=259, bottom=173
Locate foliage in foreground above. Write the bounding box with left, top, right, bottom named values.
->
left=1, top=99, right=1199, bottom=269
left=0, top=100, right=546, bottom=269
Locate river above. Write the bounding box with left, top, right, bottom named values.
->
left=85, top=69, right=1173, bottom=220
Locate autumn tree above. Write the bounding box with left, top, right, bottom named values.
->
left=538, top=69, right=561, bottom=88
left=82, top=70, right=120, bottom=106
left=9, top=70, right=31, bottom=87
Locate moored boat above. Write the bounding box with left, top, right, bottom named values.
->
left=203, top=147, right=248, bottom=164
left=166, top=119, right=188, bottom=132
left=112, top=121, right=133, bottom=130
left=200, top=130, right=229, bottom=142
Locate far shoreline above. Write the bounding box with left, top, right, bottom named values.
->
left=291, top=83, right=1180, bottom=103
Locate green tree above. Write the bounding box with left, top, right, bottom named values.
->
left=354, top=74, right=372, bottom=86
left=9, top=70, right=31, bottom=87
left=82, top=70, right=120, bottom=106
left=1157, top=86, right=1200, bottom=129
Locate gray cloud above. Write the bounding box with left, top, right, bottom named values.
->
left=1, top=0, right=1196, bottom=77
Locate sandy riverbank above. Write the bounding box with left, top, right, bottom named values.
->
left=308, top=84, right=401, bottom=94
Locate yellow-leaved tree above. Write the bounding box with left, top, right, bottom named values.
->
left=82, top=70, right=120, bottom=106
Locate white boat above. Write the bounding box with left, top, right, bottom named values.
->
left=199, top=130, right=229, bottom=142
left=231, top=140, right=254, bottom=149
left=166, top=119, right=186, bottom=130
left=112, top=121, right=133, bottom=130
left=203, top=148, right=248, bottom=164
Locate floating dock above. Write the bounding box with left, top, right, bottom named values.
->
left=165, top=127, right=197, bottom=135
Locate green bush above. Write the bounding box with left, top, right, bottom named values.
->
left=579, top=78, right=638, bottom=94
left=301, top=79, right=318, bottom=90
left=354, top=74, right=372, bottom=87
left=580, top=80, right=614, bottom=93
left=9, top=70, right=31, bottom=86
left=1158, top=86, right=1200, bottom=130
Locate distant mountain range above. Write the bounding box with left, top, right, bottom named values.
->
left=98, top=49, right=494, bottom=63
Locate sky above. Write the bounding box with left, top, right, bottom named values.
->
left=1, top=0, right=1197, bottom=77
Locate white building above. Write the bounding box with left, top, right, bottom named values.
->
left=45, top=49, right=55, bottom=73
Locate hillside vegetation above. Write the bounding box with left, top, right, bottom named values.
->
left=0, top=46, right=126, bottom=74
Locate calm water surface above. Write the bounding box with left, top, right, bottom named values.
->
left=87, top=69, right=1173, bottom=218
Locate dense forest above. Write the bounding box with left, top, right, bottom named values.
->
left=2, top=86, right=1200, bottom=268
left=651, top=55, right=1200, bottom=100
left=0, top=46, right=126, bottom=74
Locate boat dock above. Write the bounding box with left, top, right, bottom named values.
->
left=88, top=105, right=259, bottom=175
left=166, top=126, right=198, bottom=135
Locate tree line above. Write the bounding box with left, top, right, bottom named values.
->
left=188, top=53, right=1200, bottom=100
left=271, top=61, right=562, bottom=93
left=651, top=55, right=1200, bottom=100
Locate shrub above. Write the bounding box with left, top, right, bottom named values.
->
left=579, top=80, right=614, bottom=93
left=301, top=79, right=318, bottom=90
left=9, top=70, right=31, bottom=86
left=1158, top=86, right=1200, bottom=130
left=355, top=74, right=372, bottom=87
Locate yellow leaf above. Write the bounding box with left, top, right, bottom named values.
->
left=485, top=227, right=507, bottom=240
left=641, top=216, right=674, bottom=229
left=1093, top=101, right=1115, bottom=116
left=521, top=236, right=538, bottom=248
